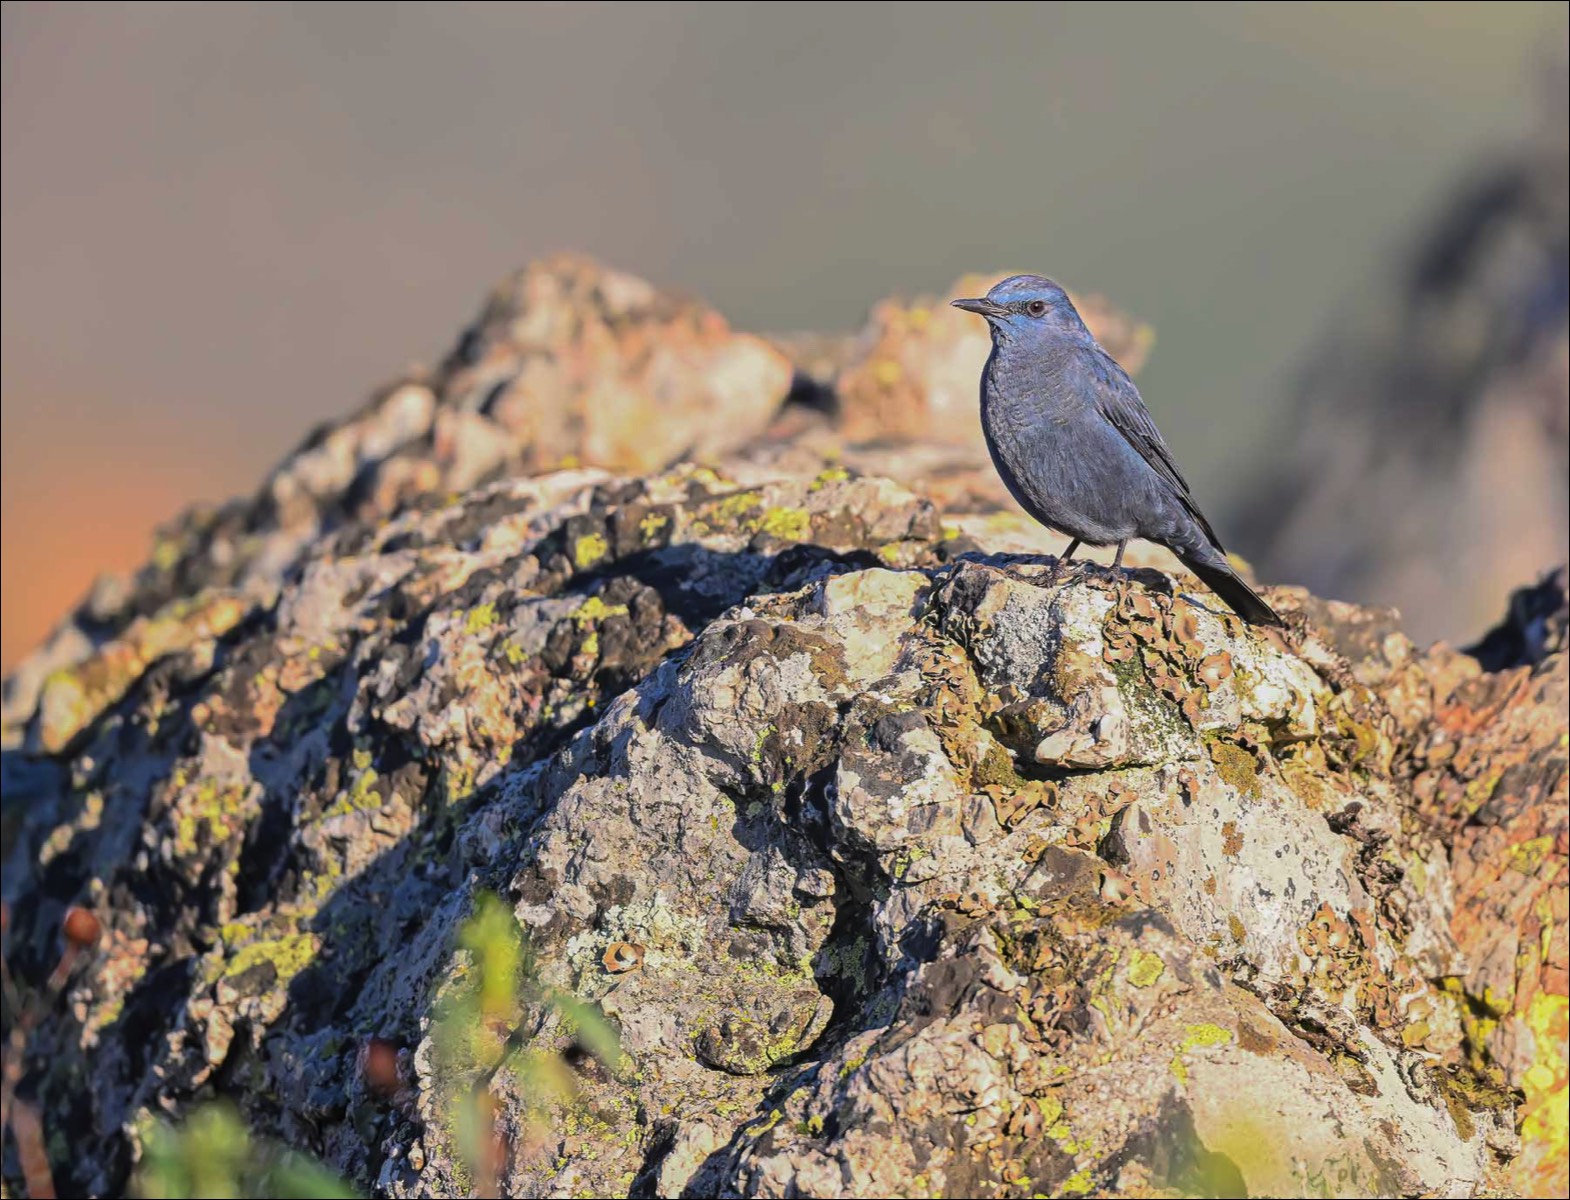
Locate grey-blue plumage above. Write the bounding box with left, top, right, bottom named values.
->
left=953, top=275, right=1282, bottom=626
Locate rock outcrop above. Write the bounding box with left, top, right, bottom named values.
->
left=1, top=261, right=1564, bottom=1200
left=0, top=254, right=794, bottom=753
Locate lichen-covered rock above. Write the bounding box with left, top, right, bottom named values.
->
left=3, top=439, right=1563, bottom=1197
left=1, top=255, right=794, bottom=747
left=2, top=263, right=1565, bottom=1200
left=438, top=255, right=793, bottom=478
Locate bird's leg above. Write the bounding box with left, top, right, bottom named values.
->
left=1042, top=538, right=1081, bottom=586
left=1110, top=539, right=1131, bottom=604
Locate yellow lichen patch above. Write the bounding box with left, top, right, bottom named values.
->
left=1514, top=990, right=1569, bottom=1196
left=755, top=506, right=812, bottom=541
left=707, top=490, right=763, bottom=524
left=572, top=596, right=630, bottom=624
left=151, top=537, right=183, bottom=572
left=1170, top=1022, right=1233, bottom=1084
left=1043, top=1098, right=1084, bottom=1157
left=1057, top=1168, right=1096, bottom=1196
left=573, top=531, right=609, bottom=570
left=681, top=464, right=724, bottom=488
left=464, top=603, right=498, bottom=634
left=221, top=932, right=318, bottom=988
left=638, top=511, right=670, bottom=540
left=1505, top=836, right=1555, bottom=875
left=323, top=758, right=383, bottom=820
left=1127, top=949, right=1165, bottom=988
left=810, top=466, right=850, bottom=490
left=1328, top=692, right=1394, bottom=774
left=872, top=543, right=904, bottom=566
left=439, top=761, right=478, bottom=808
left=1208, top=740, right=1261, bottom=800
left=219, top=921, right=252, bottom=946
left=36, top=590, right=249, bottom=753
left=172, top=779, right=252, bottom=856
left=1279, top=744, right=1343, bottom=811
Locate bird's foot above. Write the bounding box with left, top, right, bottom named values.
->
left=1059, top=560, right=1121, bottom=587
left=1041, top=557, right=1091, bottom=589
left=1103, top=563, right=1133, bottom=587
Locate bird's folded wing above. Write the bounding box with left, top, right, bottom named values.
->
left=1088, top=350, right=1225, bottom=551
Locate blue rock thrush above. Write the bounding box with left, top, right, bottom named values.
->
left=952, top=275, right=1283, bottom=626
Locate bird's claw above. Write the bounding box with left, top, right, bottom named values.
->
left=1040, top=557, right=1089, bottom=589
left=1039, top=563, right=1069, bottom=588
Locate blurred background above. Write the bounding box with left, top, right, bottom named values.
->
left=3, top=0, right=1566, bottom=668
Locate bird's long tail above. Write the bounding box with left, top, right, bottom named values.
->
left=1178, top=552, right=1284, bottom=627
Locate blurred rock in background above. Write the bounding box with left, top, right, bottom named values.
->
left=1239, top=46, right=1569, bottom=646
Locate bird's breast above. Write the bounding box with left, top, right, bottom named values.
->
left=979, top=354, right=1139, bottom=545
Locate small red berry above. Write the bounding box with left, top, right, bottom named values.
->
left=62, top=906, right=102, bottom=949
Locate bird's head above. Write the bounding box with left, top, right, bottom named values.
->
left=951, top=275, right=1090, bottom=346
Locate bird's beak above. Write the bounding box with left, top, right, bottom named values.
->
left=951, top=297, right=1006, bottom=318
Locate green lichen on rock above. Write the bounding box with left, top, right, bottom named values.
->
left=1127, top=949, right=1166, bottom=988
left=1208, top=738, right=1262, bottom=799
left=755, top=505, right=812, bottom=541
left=172, top=777, right=252, bottom=855
left=321, top=757, right=382, bottom=820
left=571, top=595, right=629, bottom=624
left=694, top=991, right=830, bottom=1076
left=573, top=530, right=610, bottom=569
left=1170, top=1021, right=1233, bottom=1084
left=216, top=932, right=318, bottom=989
left=464, top=602, right=498, bottom=634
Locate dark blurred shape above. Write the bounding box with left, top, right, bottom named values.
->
left=1465, top=563, right=1568, bottom=670
left=1240, top=43, right=1569, bottom=645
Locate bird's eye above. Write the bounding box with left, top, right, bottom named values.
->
left=1026, top=300, right=1048, bottom=317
